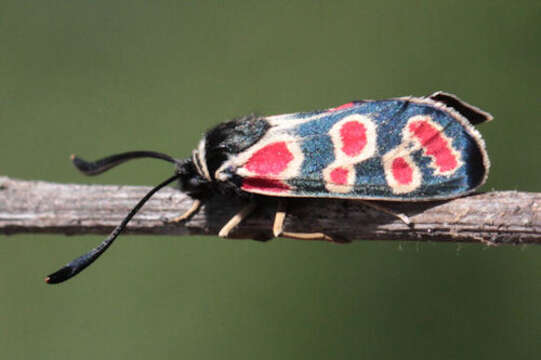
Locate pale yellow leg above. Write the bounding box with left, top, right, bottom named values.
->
left=218, top=202, right=257, bottom=238
left=358, top=200, right=411, bottom=225
left=281, top=231, right=334, bottom=241
left=272, top=200, right=287, bottom=237
left=272, top=200, right=334, bottom=242
left=170, top=199, right=202, bottom=223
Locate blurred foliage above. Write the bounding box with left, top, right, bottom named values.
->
left=1, top=1, right=540, bottom=359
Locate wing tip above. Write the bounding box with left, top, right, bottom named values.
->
left=428, top=91, right=493, bottom=125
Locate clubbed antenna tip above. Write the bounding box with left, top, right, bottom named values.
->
left=45, top=266, right=73, bottom=284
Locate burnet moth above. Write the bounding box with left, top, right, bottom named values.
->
left=46, top=92, right=492, bottom=284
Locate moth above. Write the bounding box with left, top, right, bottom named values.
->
left=46, top=91, right=492, bottom=284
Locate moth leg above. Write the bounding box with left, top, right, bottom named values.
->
left=358, top=200, right=411, bottom=225
left=170, top=199, right=202, bottom=223
left=272, top=199, right=287, bottom=237
left=218, top=202, right=257, bottom=238
left=272, top=199, right=335, bottom=242
left=281, top=231, right=335, bottom=242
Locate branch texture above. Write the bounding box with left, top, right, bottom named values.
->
left=0, top=176, right=539, bottom=245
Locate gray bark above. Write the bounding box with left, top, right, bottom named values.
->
left=0, top=176, right=539, bottom=245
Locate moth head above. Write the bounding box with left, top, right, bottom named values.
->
left=175, top=159, right=211, bottom=198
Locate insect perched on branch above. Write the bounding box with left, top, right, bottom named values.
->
left=46, top=91, right=492, bottom=284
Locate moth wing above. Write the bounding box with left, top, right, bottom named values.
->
left=221, top=94, right=490, bottom=201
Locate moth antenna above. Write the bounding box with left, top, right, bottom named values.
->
left=71, top=151, right=179, bottom=176
left=45, top=173, right=181, bottom=284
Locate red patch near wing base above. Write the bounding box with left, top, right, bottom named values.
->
left=241, top=177, right=290, bottom=193
left=245, top=142, right=293, bottom=176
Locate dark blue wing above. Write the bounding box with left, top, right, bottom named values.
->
left=222, top=93, right=491, bottom=201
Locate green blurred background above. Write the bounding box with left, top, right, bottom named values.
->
left=1, top=1, right=540, bottom=359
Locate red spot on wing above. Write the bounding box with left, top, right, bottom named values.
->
left=245, top=142, right=293, bottom=175
left=329, top=102, right=355, bottom=112
left=340, top=121, right=367, bottom=157
left=408, top=120, right=458, bottom=172
left=330, top=167, right=349, bottom=185
left=392, top=157, right=413, bottom=185
left=241, top=178, right=290, bottom=193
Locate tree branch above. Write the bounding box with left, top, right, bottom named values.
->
left=0, top=176, right=539, bottom=245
